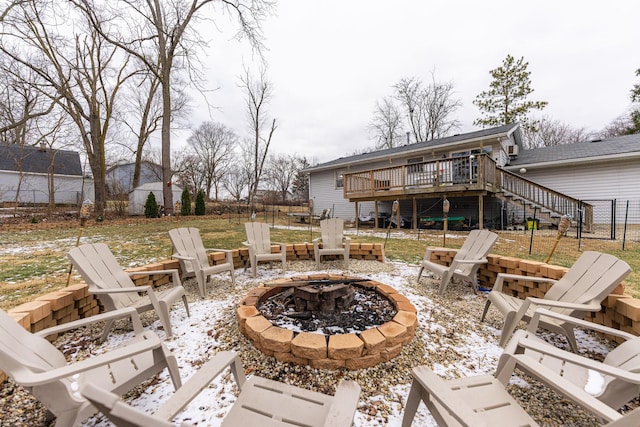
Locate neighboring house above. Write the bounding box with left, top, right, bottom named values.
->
left=106, top=161, right=162, bottom=196
left=0, top=143, right=93, bottom=205
left=304, top=124, right=640, bottom=231
left=128, top=181, right=183, bottom=216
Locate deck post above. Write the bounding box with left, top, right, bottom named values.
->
left=355, top=202, right=359, bottom=232
left=374, top=201, right=379, bottom=228
left=412, top=198, right=417, bottom=230
left=478, top=194, right=484, bottom=229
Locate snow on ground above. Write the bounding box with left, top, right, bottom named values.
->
left=72, top=258, right=613, bottom=427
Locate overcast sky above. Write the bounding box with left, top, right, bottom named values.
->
left=173, top=0, right=640, bottom=164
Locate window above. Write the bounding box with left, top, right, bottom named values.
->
left=406, top=157, right=423, bottom=164
left=335, top=171, right=344, bottom=188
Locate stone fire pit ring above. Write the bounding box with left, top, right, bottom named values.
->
left=236, top=274, right=418, bottom=370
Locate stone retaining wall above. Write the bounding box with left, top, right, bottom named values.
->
left=428, top=250, right=636, bottom=343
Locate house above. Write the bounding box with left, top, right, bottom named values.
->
left=504, top=133, right=640, bottom=226
left=0, top=143, right=93, bottom=205
left=106, top=161, right=162, bottom=196
left=304, top=124, right=639, bottom=231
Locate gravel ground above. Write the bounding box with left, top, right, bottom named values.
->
left=0, top=259, right=632, bottom=426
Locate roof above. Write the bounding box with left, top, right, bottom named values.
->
left=507, top=133, right=640, bottom=168
left=305, top=123, right=522, bottom=173
left=0, top=143, right=83, bottom=176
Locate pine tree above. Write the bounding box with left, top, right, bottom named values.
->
left=473, top=54, right=547, bottom=133
left=195, top=189, right=206, bottom=215
left=180, top=188, right=191, bottom=216
left=144, top=192, right=159, bottom=218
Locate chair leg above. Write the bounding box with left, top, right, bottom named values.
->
left=438, top=271, right=452, bottom=295
left=344, top=254, right=349, bottom=269
left=181, top=295, right=190, bottom=318
left=480, top=300, right=492, bottom=322
left=499, top=311, right=519, bottom=347
left=315, top=251, right=321, bottom=270
left=229, top=266, right=236, bottom=285
left=100, top=318, right=116, bottom=343
left=401, top=378, right=423, bottom=427
left=416, top=266, right=424, bottom=284
left=158, top=300, right=173, bottom=339
left=563, top=325, right=579, bottom=353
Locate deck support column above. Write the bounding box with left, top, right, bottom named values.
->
left=478, top=194, right=484, bottom=229
left=412, top=198, right=417, bottom=230
left=355, top=202, right=359, bottom=232
left=374, top=201, right=379, bottom=228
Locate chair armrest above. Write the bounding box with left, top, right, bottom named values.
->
left=34, top=307, right=144, bottom=338
left=13, top=333, right=163, bottom=386
left=517, top=335, right=640, bottom=384
left=492, top=273, right=557, bottom=293
left=91, top=285, right=153, bottom=294
left=525, top=297, right=602, bottom=312
left=153, top=351, right=243, bottom=420
left=172, top=254, right=195, bottom=261
left=424, top=247, right=458, bottom=260
left=343, top=237, right=351, bottom=243
left=453, top=258, right=488, bottom=265
left=323, top=380, right=361, bottom=427
left=528, top=308, right=636, bottom=340
left=313, top=237, right=321, bottom=243
left=205, top=248, right=233, bottom=254
left=242, top=241, right=254, bottom=248
left=498, top=341, right=625, bottom=422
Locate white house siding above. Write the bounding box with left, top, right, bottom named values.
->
left=520, top=158, right=640, bottom=224
left=0, top=170, right=93, bottom=205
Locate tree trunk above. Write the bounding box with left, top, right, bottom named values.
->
left=161, top=72, right=173, bottom=215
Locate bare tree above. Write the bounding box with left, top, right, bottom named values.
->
left=393, top=73, right=461, bottom=143
left=524, top=116, right=594, bottom=148
left=76, top=0, right=275, bottom=214
left=368, top=96, right=405, bottom=149
left=0, top=2, right=135, bottom=216
left=239, top=66, right=277, bottom=206
left=223, top=163, right=249, bottom=202
left=265, top=153, right=298, bottom=203
left=187, top=121, right=237, bottom=200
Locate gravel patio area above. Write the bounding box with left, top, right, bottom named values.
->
left=0, top=258, right=620, bottom=426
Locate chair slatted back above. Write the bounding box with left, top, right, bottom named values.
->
left=320, top=218, right=344, bottom=249
left=244, top=222, right=273, bottom=255
left=68, top=243, right=141, bottom=310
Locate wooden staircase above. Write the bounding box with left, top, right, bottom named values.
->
left=494, top=168, right=593, bottom=232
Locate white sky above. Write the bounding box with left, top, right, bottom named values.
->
left=173, top=0, right=640, bottom=164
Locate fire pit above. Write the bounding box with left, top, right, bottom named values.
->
left=236, top=274, right=418, bottom=370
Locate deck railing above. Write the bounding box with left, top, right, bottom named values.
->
left=343, top=154, right=592, bottom=228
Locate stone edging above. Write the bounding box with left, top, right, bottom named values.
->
left=236, top=274, right=418, bottom=370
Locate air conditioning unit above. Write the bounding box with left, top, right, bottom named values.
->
left=508, top=145, right=519, bottom=156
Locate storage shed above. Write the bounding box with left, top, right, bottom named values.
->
left=128, top=182, right=183, bottom=216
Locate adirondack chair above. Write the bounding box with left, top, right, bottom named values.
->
left=68, top=243, right=190, bottom=339
left=480, top=251, right=631, bottom=350
left=0, top=307, right=181, bottom=427
left=80, top=350, right=361, bottom=427
left=416, top=229, right=498, bottom=295
left=494, top=309, right=640, bottom=415
left=402, top=362, right=640, bottom=426
left=313, top=218, right=351, bottom=269
left=243, top=222, right=287, bottom=277
left=169, top=227, right=235, bottom=298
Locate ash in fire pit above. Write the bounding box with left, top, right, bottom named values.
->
left=259, top=279, right=397, bottom=335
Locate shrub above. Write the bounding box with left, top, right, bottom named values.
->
left=180, top=188, right=191, bottom=216
left=144, top=192, right=159, bottom=218
left=195, top=189, right=206, bottom=215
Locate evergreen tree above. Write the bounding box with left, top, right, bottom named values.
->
left=180, top=188, right=191, bottom=216
left=144, top=192, right=159, bottom=218
left=195, top=189, right=206, bottom=215
left=473, top=54, right=548, bottom=133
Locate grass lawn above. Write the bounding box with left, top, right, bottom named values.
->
left=1, top=214, right=640, bottom=310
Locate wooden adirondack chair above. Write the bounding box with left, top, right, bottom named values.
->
left=68, top=243, right=190, bottom=339
left=169, top=227, right=235, bottom=298
left=494, top=309, right=640, bottom=416
left=480, top=251, right=631, bottom=350
left=80, top=350, right=361, bottom=427
left=313, top=218, right=351, bottom=269
left=416, top=229, right=498, bottom=295
left=0, top=307, right=181, bottom=427
left=402, top=360, right=640, bottom=426
left=243, top=222, right=287, bottom=277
